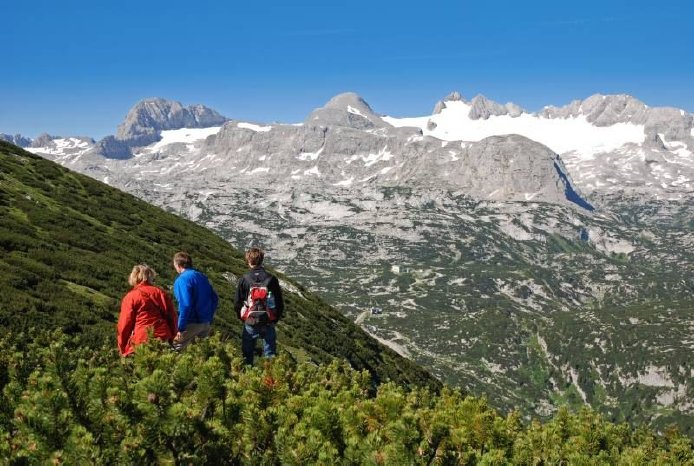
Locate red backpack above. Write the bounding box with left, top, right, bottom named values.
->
left=240, top=277, right=277, bottom=325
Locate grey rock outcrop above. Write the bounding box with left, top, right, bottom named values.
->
left=202, top=109, right=591, bottom=208
left=469, top=95, right=511, bottom=120
left=116, top=98, right=227, bottom=146
left=468, top=95, right=526, bottom=120
left=539, top=94, right=693, bottom=134
left=539, top=94, right=650, bottom=126
left=30, top=133, right=57, bottom=148
left=432, top=91, right=464, bottom=113
left=27, top=90, right=693, bottom=207
left=432, top=101, right=447, bottom=114
left=305, top=93, right=386, bottom=129
left=95, top=135, right=132, bottom=159
left=505, top=102, right=525, bottom=117
left=643, top=131, right=668, bottom=151
left=0, top=133, right=32, bottom=147
left=444, top=91, right=464, bottom=102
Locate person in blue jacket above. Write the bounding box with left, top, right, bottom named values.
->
left=172, top=251, right=218, bottom=350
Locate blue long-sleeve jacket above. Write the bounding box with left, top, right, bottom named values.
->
left=173, top=268, right=218, bottom=331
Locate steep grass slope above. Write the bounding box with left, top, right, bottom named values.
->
left=0, top=140, right=435, bottom=389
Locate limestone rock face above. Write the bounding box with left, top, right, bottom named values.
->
left=305, top=92, right=387, bottom=130
left=95, top=136, right=132, bottom=159
left=116, top=98, right=226, bottom=146
left=468, top=95, right=511, bottom=120
left=21, top=90, right=693, bottom=207
left=202, top=99, right=591, bottom=209
left=539, top=94, right=693, bottom=139
left=0, top=133, right=32, bottom=147
left=30, top=133, right=56, bottom=148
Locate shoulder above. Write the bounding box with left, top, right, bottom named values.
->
left=141, top=284, right=166, bottom=297
left=122, top=288, right=138, bottom=303
left=175, top=269, right=194, bottom=285
left=149, top=285, right=168, bottom=296
left=123, top=286, right=148, bottom=305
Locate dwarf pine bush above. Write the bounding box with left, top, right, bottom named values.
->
left=1, top=331, right=691, bottom=465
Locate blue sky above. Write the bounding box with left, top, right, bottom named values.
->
left=2, top=0, right=693, bottom=138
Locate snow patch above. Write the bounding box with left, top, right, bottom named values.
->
left=297, top=146, right=324, bottom=161
left=148, top=127, right=221, bottom=152
left=248, top=167, right=270, bottom=175
left=347, top=105, right=368, bottom=118
left=237, top=122, right=272, bottom=132
left=334, top=177, right=354, bottom=186
left=304, top=166, right=320, bottom=176
left=361, top=146, right=395, bottom=167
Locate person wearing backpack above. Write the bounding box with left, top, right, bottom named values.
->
left=117, top=264, right=178, bottom=356
left=235, top=247, right=284, bottom=365
left=172, top=251, right=219, bottom=350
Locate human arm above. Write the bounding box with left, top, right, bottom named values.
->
left=269, top=276, right=284, bottom=321
left=164, top=292, right=178, bottom=336
left=174, top=277, right=193, bottom=331
left=117, top=293, right=136, bottom=356
left=234, top=277, right=246, bottom=320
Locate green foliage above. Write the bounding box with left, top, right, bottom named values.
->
left=0, top=141, right=435, bottom=390
left=1, top=332, right=691, bottom=464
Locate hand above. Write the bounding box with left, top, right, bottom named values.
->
left=174, top=332, right=182, bottom=343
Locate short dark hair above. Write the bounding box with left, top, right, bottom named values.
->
left=173, top=251, right=193, bottom=269
left=245, top=247, right=264, bottom=267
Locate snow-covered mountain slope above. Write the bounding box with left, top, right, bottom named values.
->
left=133, top=126, right=222, bottom=155
left=25, top=93, right=597, bottom=209
left=25, top=136, right=95, bottom=165
left=384, top=99, right=646, bottom=158
left=21, top=91, right=692, bottom=203
left=383, top=93, right=693, bottom=199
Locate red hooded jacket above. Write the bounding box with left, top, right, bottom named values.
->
left=117, top=283, right=178, bottom=356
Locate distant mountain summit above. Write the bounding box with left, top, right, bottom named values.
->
left=115, top=98, right=227, bottom=147
left=306, top=92, right=387, bottom=129
left=540, top=94, right=693, bottom=139
left=0, top=133, right=32, bottom=147
left=433, top=92, right=526, bottom=119
left=17, top=89, right=694, bottom=202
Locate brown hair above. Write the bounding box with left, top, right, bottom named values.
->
left=173, top=251, right=193, bottom=269
left=128, top=264, right=156, bottom=287
left=245, top=247, right=264, bottom=267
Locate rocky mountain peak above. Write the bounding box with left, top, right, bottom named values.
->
left=115, top=98, right=227, bottom=147
left=0, top=133, right=32, bottom=148
left=306, top=92, right=385, bottom=129
left=539, top=94, right=649, bottom=126
left=323, top=92, right=375, bottom=114
left=468, top=94, right=526, bottom=120
left=30, top=133, right=57, bottom=148
left=443, top=91, right=464, bottom=102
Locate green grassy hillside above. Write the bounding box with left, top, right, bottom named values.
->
left=0, top=140, right=435, bottom=389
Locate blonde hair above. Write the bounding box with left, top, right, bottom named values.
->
left=128, top=264, right=157, bottom=287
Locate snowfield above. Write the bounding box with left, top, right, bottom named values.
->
left=147, top=126, right=221, bottom=152
left=383, top=100, right=646, bottom=158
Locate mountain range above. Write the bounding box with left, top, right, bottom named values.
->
left=9, top=90, right=693, bottom=203
left=8, top=91, right=694, bottom=433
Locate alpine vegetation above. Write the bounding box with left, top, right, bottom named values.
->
left=15, top=90, right=694, bottom=434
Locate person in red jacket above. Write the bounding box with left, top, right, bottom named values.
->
left=117, top=264, right=178, bottom=356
